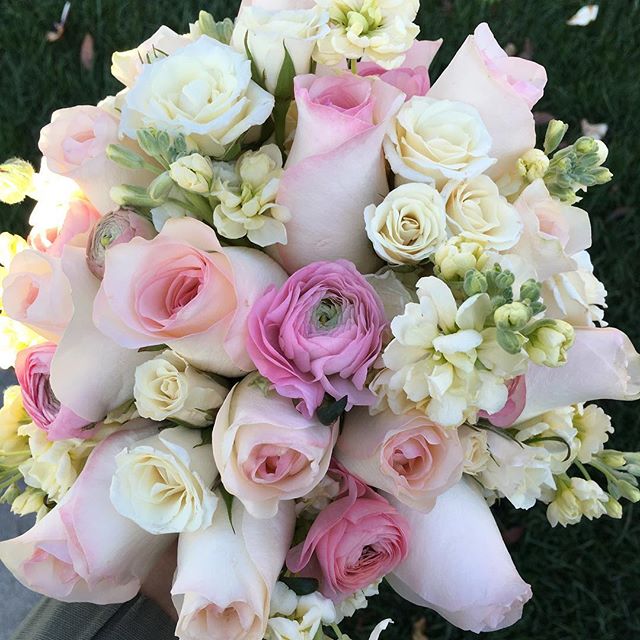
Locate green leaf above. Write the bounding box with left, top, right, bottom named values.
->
left=220, top=485, right=235, bottom=533
left=137, top=344, right=169, bottom=353
left=244, top=33, right=266, bottom=90
left=273, top=98, right=291, bottom=154
left=274, top=45, right=296, bottom=101
left=280, top=576, right=320, bottom=596
left=316, top=395, right=348, bottom=426
left=195, top=428, right=213, bottom=448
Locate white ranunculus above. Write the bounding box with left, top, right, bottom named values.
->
left=232, top=6, right=330, bottom=94
left=120, top=36, right=274, bottom=157
left=364, top=183, right=447, bottom=265
left=110, top=426, right=218, bottom=534
left=442, top=175, right=523, bottom=251
left=134, top=350, right=227, bottom=427
left=384, top=97, right=496, bottom=187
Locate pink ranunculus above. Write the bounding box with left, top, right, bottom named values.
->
left=270, top=73, right=405, bottom=274
left=336, top=408, right=464, bottom=512
left=286, top=461, right=409, bottom=601
left=387, top=479, right=532, bottom=633
left=1, top=249, right=73, bottom=342
left=519, top=328, right=640, bottom=423
left=38, top=105, right=153, bottom=214
left=93, top=217, right=287, bottom=377
left=15, top=343, right=91, bottom=440
left=213, top=374, right=338, bottom=519
left=28, top=198, right=101, bottom=258
left=246, top=260, right=386, bottom=418
left=479, top=375, right=527, bottom=428
left=0, top=426, right=174, bottom=604
left=359, top=39, right=443, bottom=100
left=429, top=23, right=547, bottom=178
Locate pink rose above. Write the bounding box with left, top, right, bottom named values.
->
left=93, top=218, right=287, bottom=377
left=38, top=105, right=152, bottom=213
left=479, top=375, right=527, bottom=428
left=213, top=374, right=338, bottom=518
left=337, top=408, right=464, bottom=512
left=429, top=23, right=547, bottom=178
left=387, top=479, right=532, bottom=633
left=286, top=461, right=409, bottom=601
left=519, top=328, right=640, bottom=422
left=28, top=198, right=100, bottom=258
left=2, top=249, right=72, bottom=342
left=15, top=343, right=91, bottom=440
left=0, top=426, right=173, bottom=604
left=270, top=73, right=404, bottom=273
left=246, top=260, right=386, bottom=417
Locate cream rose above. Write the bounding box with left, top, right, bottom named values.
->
left=133, top=350, right=228, bottom=427
left=120, top=36, right=274, bottom=157
left=364, top=183, right=447, bottom=264
left=384, top=96, right=495, bottom=187
left=442, top=175, right=523, bottom=251
left=110, top=426, right=219, bottom=534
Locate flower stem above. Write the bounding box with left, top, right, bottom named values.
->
left=349, top=58, right=358, bottom=74
left=575, top=460, right=592, bottom=481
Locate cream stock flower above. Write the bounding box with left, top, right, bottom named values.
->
left=364, top=183, right=447, bottom=264
left=546, top=477, right=608, bottom=527
left=170, top=153, right=214, bottom=194
left=433, top=236, right=490, bottom=281
left=384, top=97, right=495, bottom=187
left=573, top=403, right=613, bottom=464
left=524, top=320, right=575, bottom=367
left=110, top=426, right=219, bottom=534
left=315, top=0, right=419, bottom=69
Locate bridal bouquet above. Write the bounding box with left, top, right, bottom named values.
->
left=1, top=1, right=638, bottom=638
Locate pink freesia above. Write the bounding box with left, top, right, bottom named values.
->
left=1, top=249, right=72, bottom=342
left=246, top=260, right=386, bottom=417
left=93, top=217, right=287, bottom=377
left=479, top=376, right=527, bottom=428
left=337, top=408, right=464, bottom=512
left=387, top=479, right=532, bottom=633
left=39, top=105, right=153, bottom=214
left=0, top=426, right=174, bottom=604
left=519, top=328, right=640, bottom=422
left=270, top=73, right=405, bottom=273
left=429, top=23, right=547, bottom=178
left=15, top=343, right=91, bottom=440
left=286, top=461, right=409, bottom=601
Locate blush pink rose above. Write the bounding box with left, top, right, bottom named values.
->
left=429, top=23, right=547, bottom=178
left=0, top=426, right=174, bottom=604
left=286, top=461, right=409, bottom=601
left=246, top=260, right=386, bottom=417
left=93, top=217, right=287, bottom=377
left=38, top=105, right=153, bottom=214
left=213, top=374, right=338, bottom=519
left=479, top=376, right=527, bottom=428
left=270, top=73, right=405, bottom=274
left=337, top=408, right=464, bottom=512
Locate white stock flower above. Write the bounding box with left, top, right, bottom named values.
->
left=315, top=0, right=419, bottom=69
left=110, top=426, right=218, bottom=534
left=384, top=97, right=496, bottom=187
left=134, top=350, right=227, bottom=427
left=459, top=426, right=491, bottom=476
left=433, top=236, right=490, bottom=281
left=120, top=36, right=274, bottom=157
left=479, top=431, right=555, bottom=510
left=573, top=403, right=613, bottom=464
left=335, top=581, right=380, bottom=622
left=169, top=153, right=214, bottom=194
left=442, top=175, right=523, bottom=251
left=546, top=477, right=608, bottom=527
left=270, top=582, right=298, bottom=617
left=364, top=183, right=447, bottom=265
left=232, top=5, right=330, bottom=93
left=295, top=473, right=341, bottom=517
left=266, top=588, right=336, bottom=640
left=374, top=276, right=509, bottom=428
left=212, top=144, right=291, bottom=247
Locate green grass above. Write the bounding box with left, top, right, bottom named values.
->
left=1, top=0, right=639, bottom=637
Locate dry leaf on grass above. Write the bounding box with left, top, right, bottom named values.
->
left=567, top=5, right=599, bottom=27
left=412, top=617, right=429, bottom=640
left=46, top=1, right=71, bottom=42
left=81, top=33, right=95, bottom=70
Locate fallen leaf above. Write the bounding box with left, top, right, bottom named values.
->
left=412, top=617, right=428, bottom=640
left=80, top=33, right=95, bottom=70
left=567, top=5, right=599, bottom=26
left=580, top=118, right=608, bottom=140
left=46, top=1, right=71, bottom=42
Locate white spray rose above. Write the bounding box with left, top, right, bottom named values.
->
left=442, top=175, right=523, bottom=251
left=384, top=97, right=496, bottom=187
left=134, top=350, right=227, bottom=427
left=110, top=426, right=218, bottom=534
left=232, top=5, right=330, bottom=94
left=364, top=183, right=447, bottom=265
left=120, top=36, right=274, bottom=157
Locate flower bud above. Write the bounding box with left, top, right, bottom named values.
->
left=11, top=488, right=47, bottom=518
left=616, top=480, right=640, bottom=503
left=148, top=171, right=174, bottom=201
left=110, top=185, right=159, bottom=208
left=605, top=496, right=623, bottom=519
left=170, top=153, right=214, bottom=194
left=544, top=119, right=569, bottom=155
left=86, top=208, right=156, bottom=278
left=598, top=451, right=627, bottom=469
left=496, top=328, right=526, bottom=355
left=525, top=320, right=575, bottom=367
left=494, top=269, right=516, bottom=292
left=0, top=158, right=34, bottom=205
left=494, top=302, right=532, bottom=332
left=434, top=236, right=488, bottom=281
left=463, top=270, right=488, bottom=296
left=517, top=149, right=550, bottom=183
left=519, top=279, right=541, bottom=303
left=106, top=144, right=148, bottom=171
left=574, top=136, right=599, bottom=156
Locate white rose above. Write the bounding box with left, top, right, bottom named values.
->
left=110, top=426, right=218, bottom=534
left=134, top=350, right=227, bottom=427
left=120, top=36, right=274, bottom=157
left=364, top=183, right=447, bottom=265
left=384, top=97, right=496, bottom=187
left=442, top=175, right=523, bottom=251
left=232, top=6, right=330, bottom=93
